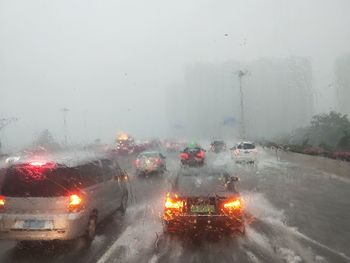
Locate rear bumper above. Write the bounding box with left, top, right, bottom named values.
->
left=233, top=155, right=257, bottom=163
left=181, top=159, right=205, bottom=166
left=0, top=212, right=88, bottom=241
left=137, top=166, right=163, bottom=173
left=164, top=214, right=244, bottom=233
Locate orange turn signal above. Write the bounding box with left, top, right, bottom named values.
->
left=223, top=199, right=241, bottom=210
left=164, top=197, right=183, bottom=210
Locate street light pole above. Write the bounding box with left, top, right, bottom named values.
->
left=236, top=70, right=248, bottom=140
left=61, top=108, right=69, bottom=146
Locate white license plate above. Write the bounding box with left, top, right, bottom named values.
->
left=14, top=220, right=53, bottom=230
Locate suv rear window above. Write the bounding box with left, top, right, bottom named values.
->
left=237, top=143, right=255, bottom=150
left=1, top=164, right=82, bottom=197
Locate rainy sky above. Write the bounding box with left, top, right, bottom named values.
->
left=1, top=0, right=350, bottom=150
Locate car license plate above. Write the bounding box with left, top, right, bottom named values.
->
left=244, top=150, right=250, bottom=154
left=190, top=205, right=215, bottom=213
left=14, top=220, right=53, bottom=230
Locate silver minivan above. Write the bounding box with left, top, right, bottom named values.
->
left=0, top=155, right=128, bottom=245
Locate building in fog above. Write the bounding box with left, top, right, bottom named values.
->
left=244, top=57, right=313, bottom=138
left=166, top=57, right=313, bottom=140
left=335, top=54, right=350, bottom=116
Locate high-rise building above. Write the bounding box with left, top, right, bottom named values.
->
left=244, top=57, right=313, bottom=138
left=335, top=54, right=350, bottom=116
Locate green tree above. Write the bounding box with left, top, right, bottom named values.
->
left=307, top=111, right=350, bottom=148
left=33, top=129, right=61, bottom=151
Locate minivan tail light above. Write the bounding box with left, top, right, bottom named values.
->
left=68, top=194, right=83, bottom=212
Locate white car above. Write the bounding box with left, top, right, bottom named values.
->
left=231, top=142, right=258, bottom=164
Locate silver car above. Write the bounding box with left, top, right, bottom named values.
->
left=231, top=141, right=258, bottom=164
left=0, top=155, right=128, bottom=245
left=134, top=151, right=166, bottom=176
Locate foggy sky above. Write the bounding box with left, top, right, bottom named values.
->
left=1, top=0, right=350, bottom=150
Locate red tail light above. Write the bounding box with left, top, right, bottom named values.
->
left=197, top=150, right=205, bottom=158
left=68, top=194, right=83, bottom=212
left=155, top=158, right=161, bottom=164
left=134, top=159, right=140, bottom=167
left=180, top=153, right=189, bottom=159
left=0, top=196, right=5, bottom=212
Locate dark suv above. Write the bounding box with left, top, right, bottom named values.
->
left=163, top=169, right=245, bottom=235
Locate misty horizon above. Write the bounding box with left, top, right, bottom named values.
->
left=1, top=0, right=350, bottom=151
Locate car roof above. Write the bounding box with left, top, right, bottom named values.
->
left=138, top=151, right=159, bottom=155
left=238, top=141, right=254, bottom=145
left=7, top=151, right=111, bottom=168
left=212, top=140, right=225, bottom=143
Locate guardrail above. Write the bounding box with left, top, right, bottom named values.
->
left=270, top=149, right=350, bottom=179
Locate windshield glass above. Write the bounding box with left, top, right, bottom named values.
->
left=1, top=165, right=80, bottom=197
left=139, top=152, right=159, bottom=158
left=1, top=0, right=349, bottom=261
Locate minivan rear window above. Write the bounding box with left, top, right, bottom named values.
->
left=1, top=165, right=82, bottom=197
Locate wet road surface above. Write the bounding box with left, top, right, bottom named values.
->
left=0, top=149, right=349, bottom=263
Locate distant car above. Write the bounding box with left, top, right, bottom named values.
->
left=114, top=139, right=135, bottom=155
left=134, top=151, right=166, bottom=176
left=210, top=140, right=227, bottom=153
left=164, top=140, right=181, bottom=153
left=180, top=147, right=206, bottom=167
left=0, top=154, right=128, bottom=246
left=231, top=142, right=258, bottom=164
left=163, top=169, right=245, bottom=235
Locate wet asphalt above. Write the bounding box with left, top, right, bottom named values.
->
left=0, top=150, right=349, bottom=263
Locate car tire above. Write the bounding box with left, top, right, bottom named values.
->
left=85, top=216, right=97, bottom=243
left=17, top=241, right=35, bottom=249
left=119, top=191, right=128, bottom=214
left=239, top=225, right=246, bottom=236
left=163, top=222, right=176, bottom=234
left=74, top=215, right=97, bottom=250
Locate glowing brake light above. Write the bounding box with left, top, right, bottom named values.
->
left=0, top=196, right=5, bottom=211
left=197, top=150, right=205, bottom=158
left=164, top=197, right=183, bottom=210
left=68, top=194, right=83, bottom=212
left=223, top=199, right=241, bottom=210
left=180, top=153, right=189, bottom=159
left=29, top=161, right=46, bottom=166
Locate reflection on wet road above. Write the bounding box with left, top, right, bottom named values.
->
left=0, top=150, right=349, bottom=263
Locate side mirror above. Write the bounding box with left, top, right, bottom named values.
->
left=160, top=154, right=166, bottom=159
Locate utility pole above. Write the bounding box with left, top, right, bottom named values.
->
left=61, top=108, right=69, bottom=146
left=236, top=70, right=249, bottom=140
left=0, top=117, right=17, bottom=131
left=0, top=117, right=18, bottom=153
